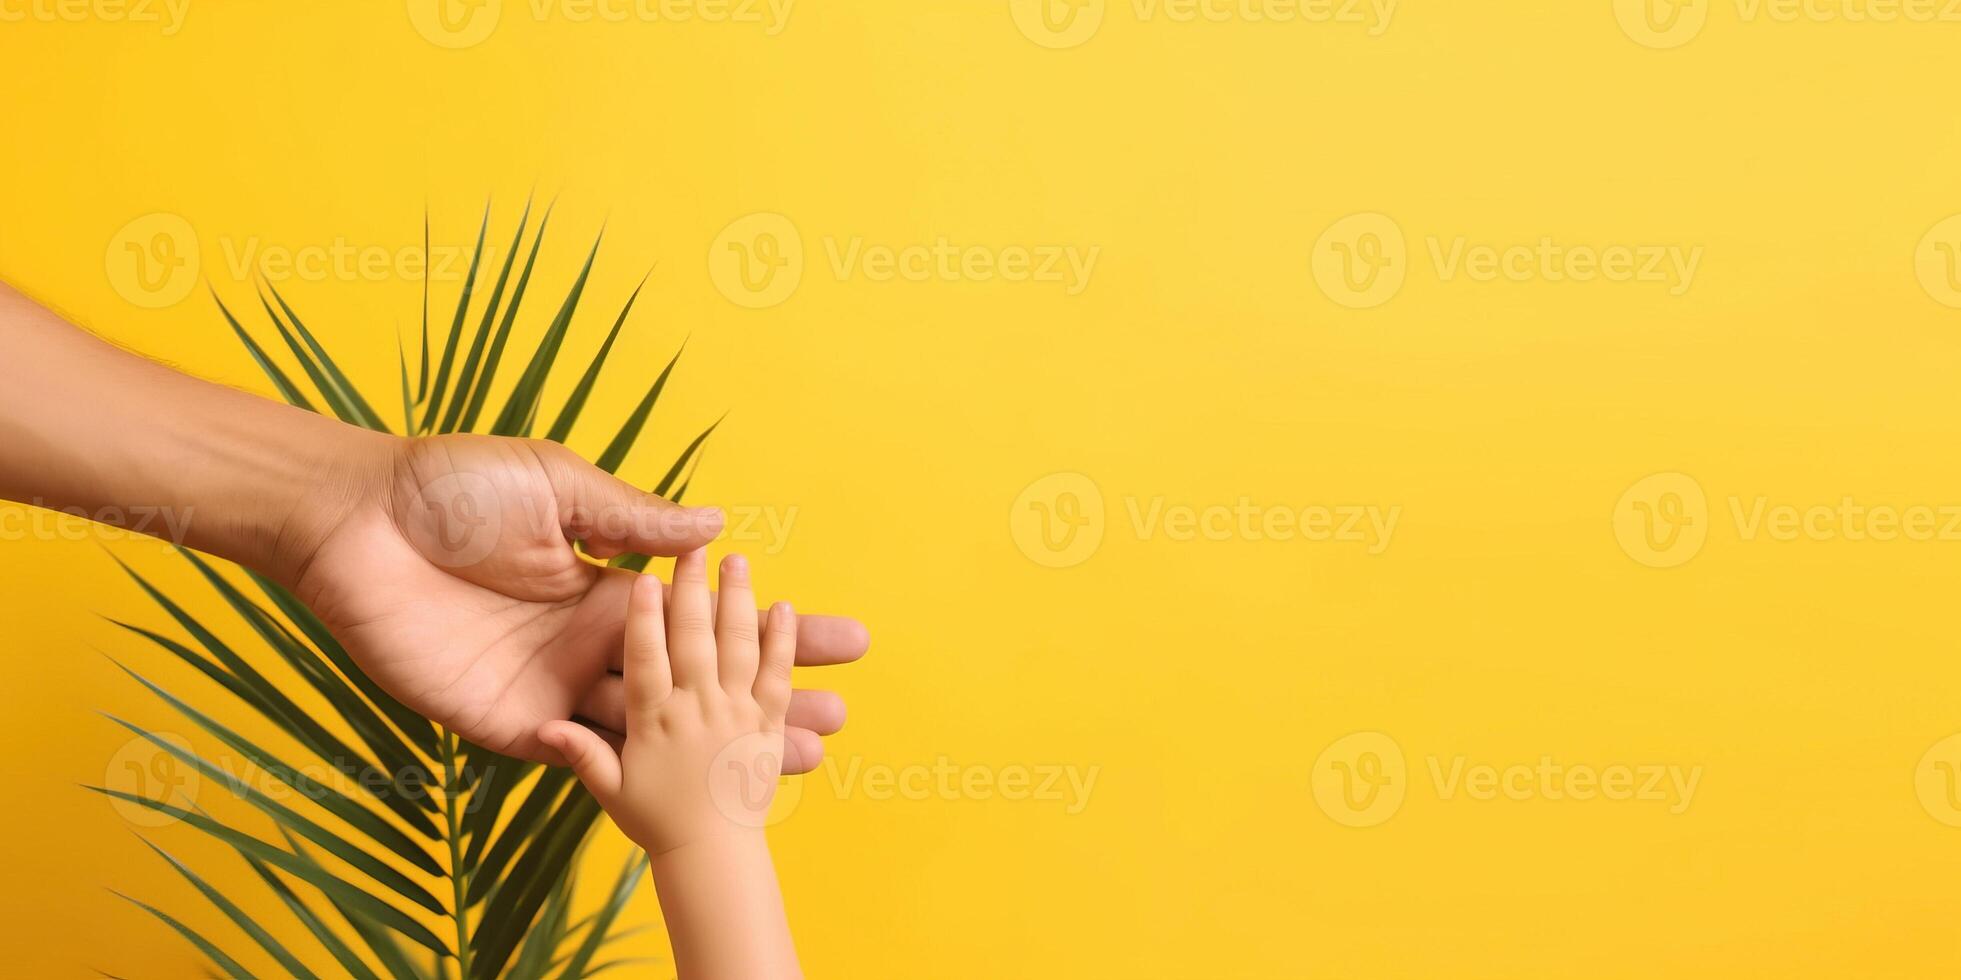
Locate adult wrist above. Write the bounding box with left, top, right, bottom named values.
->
left=217, top=408, right=401, bottom=587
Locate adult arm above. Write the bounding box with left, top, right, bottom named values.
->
left=0, top=281, right=864, bottom=767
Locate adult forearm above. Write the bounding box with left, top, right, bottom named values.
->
left=651, top=833, right=802, bottom=980
left=0, top=281, right=394, bottom=584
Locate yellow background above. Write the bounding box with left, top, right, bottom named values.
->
left=4, top=0, right=1961, bottom=976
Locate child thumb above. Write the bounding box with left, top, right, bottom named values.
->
left=538, top=720, right=623, bottom=802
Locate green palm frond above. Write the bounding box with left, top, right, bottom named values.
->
left=101, top=208, right=703, bottom=978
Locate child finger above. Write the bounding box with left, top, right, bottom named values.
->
left=715, top=554, right=761, bottom=693
left=664, top=548, right=716, bottom=689
left=623, top=573, right=672, bottom=711
left=755, top=602, right=796, bottom=723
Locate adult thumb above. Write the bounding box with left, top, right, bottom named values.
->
left=540, top=444, right=723, bottom=558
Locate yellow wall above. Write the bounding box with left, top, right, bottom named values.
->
left=5, top=1, right=1961, bottom=976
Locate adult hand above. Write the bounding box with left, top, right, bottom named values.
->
left=293, top=433, right=864, bottom=768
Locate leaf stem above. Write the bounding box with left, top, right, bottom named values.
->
left=442, top=730, right=473, bottom=980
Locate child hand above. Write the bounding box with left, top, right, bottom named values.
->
left=537, top=548, right=796, bottom=854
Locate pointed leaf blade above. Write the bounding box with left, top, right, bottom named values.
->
left=139, top=838, right=320, bottom=980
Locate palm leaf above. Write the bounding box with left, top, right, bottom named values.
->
left=175, top=547, right=433, bottom=786
left=103, top=718, right=447, bottom=916
left=280, top=827, right=428, bottom=980
left=264, top=281, right=389, bottom=431
left=212, top=287, right=314, bottom=412
left=491, top=233, right=602, bottom=436
left=107, top=208, right=719, bottom=979
left=237, top=842, right=386, bottom=980
left=507, top=861, right=578, bottom=979
left=467, top=768, right=575, bottom=906
left=554, top=851, right=648, bottom=978
left=102, top=611, right=371, bottom=787
left=139, top=838, right=320, bottom=980
left=591, top=340, right=683, bottom=475
left=462, top=205, right=556, bottom=433
left=107, top=558, right=445, bottom=827
left=471, top=794, right=602, bottom=979
left=418, top=211, right=433, bottom=403
left=252, top=287, right=376, bottom=429
left=440, top=198, right=534, bottom=433
left=543, top=271, right=655, bottom=446
left=422, top=205, right=492, bottom=433
left=111, top=891, right=253, bottom=979
left=460, top=753, right=533, bottom=870
left=113, top=661, right=442, bottom=863
left=92, top=788, right=451, bottom=956
left=399, top=331, right=417, bottom=435
left=653, top=414, right=724, bottom=498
